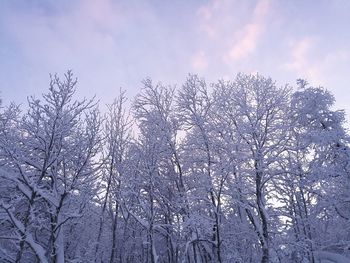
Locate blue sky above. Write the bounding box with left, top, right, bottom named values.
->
left=1, top=0, right=350, bottom=124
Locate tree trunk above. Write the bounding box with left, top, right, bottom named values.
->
left=109, top=201, right=119, bottom=263
left=255, top=160, right=269, bottom=263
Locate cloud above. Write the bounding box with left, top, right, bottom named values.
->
left=226, top=23, right=262, bottom=61
left=196, top=0, right=272, bottom=64
left=283, top=37, right=324, bottom=84
left=253, top=0, right=270, bottom=17
left=77, top=0, right=121, bottom=28
left=0, top=0, right=164, bottom=102
left=197, top=0, right=247, bottom=39
left=224, top=0, right=271, bottom=61
left=0, top=0, right=121, bottom=86
left=2, top=0, right=350, bottom=119
left=197, top=0, right=237, bottom=38
left=284, top=37, right=313, bottom=72
left=283, top=37, right=350, bottom=88
left=191, top=50, right=208, bottom=71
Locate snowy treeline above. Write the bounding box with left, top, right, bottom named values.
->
left=1, top=71, right=350, bottom=263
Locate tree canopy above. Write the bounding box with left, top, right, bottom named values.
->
left=1, top=71, right=349, bottom=263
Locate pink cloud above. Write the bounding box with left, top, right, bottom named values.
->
left=196, top=0, right=272, bottom=63
left=226, top=23, right=262, bottom=61
left=191, top=51, right=208, bottom=71
left=285, top=37, right=313, bottom=72
left=197, top=0, right=240, bottom=39
left=284, top=37, right=350, bottom=88
left=224, top=0, right=271, bottom=62
left=254, top=0, right=270, bottom=17
left=283, top=37, right=324, bottom=84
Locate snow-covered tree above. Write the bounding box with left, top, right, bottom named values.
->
left=1, top=71, right=349, bottom=263
left=276, top=81, right=350, bottom=262
left=94, top=90, right=132, bottom=263
left=130, top=79, right=188, bottom=263
left=0, top=71, right=102, bottom=263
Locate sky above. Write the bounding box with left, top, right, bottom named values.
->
left=1, top=0, right=350, bottom=124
